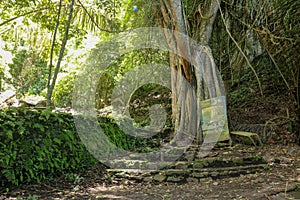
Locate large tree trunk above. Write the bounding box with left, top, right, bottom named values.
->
left=157, top=0, right=225, bottom=144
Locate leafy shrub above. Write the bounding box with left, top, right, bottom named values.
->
left=0, top=107, right=160, bottom=187
left=53, top=72, right=76, bottom=107
left=7, top=49, right=48, bottom=96
left=0, top=107, right=95, bottom=187
left=98, top=116, right=160, bottom=152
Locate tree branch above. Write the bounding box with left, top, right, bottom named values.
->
left=217, top=0, right=263, bottom=96
left=0, top=7, right=49, bottom=27
left=77, top=0, right=126, bottom=33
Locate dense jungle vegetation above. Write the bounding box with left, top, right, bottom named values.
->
left=0, top=0, right=299, bottom=199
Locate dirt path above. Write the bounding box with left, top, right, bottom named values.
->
left=1, top=144, right=299, bottom=200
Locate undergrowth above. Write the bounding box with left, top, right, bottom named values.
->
left=0, top=107, right=160, bottom=188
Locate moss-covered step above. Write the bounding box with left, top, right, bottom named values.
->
left=106, top=156, right=268, bottom=183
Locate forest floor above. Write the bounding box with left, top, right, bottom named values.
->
left=1, top=71, right=300, bottom=199
left=1, top=143, right=300, bottom=200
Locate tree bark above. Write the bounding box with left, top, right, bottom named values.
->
left=157, top=0, right=224, bottom=144
left=46, top=0, right=62, bottom=107
left=46, top=0, right=75, bottom=107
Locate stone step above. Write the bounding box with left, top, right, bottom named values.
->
left=103, top=144, right=233, bottom=164
left=108, top=163, right=268, bottom=183
left=106, top=156, right=266, bottom=170
left=107, top=156, right=268, bottom=183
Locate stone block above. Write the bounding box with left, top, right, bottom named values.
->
left=153, top=174, right=166, bottom=182
left=166, top=176, right=185, bottom=182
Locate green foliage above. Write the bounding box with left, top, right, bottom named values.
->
left=0, top=67, right=4, bottom=90
left=211, top=0, right=299, bottom=107
left=0, top=107, right=160, bottom=187
left=16, top=194, right=38, bottom=200
left=0, top=107, right=96, bottom=187
left=98, top=116, right=160, bottom=152
left=129, top=83, right=172, bottom=127
left=95, top=49, right=168, bottom=109
left=262, top=0, right=300, bottom=107
left=64, top=172, right=84, bottom=184
left=7, top=49, right=48, bottom=96
left=95, top=66, right=117, bottom=109
left=53, top=72, right=76, bottom=107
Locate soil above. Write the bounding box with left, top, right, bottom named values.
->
left=1, top=70, right=300, bottom=200
left=1, top=144, right=299, bottom=200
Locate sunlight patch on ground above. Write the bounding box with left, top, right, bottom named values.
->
left=88, top=185, right=130, bottom=199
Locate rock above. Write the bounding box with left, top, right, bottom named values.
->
left=129, top=175, right=143, bottom=181
left=114, top=172, right=129, bottom=178
left=185, top=154, right=195, bottom=162
left=156, top=161, right=171, bottom=169
left=253, top=177, right=265, bottom=183
left=223, top=170, right=229, bottom=175
left=145, top=162, right=161, bottom=170
left=148, top=152, right=161, bottom=161
left=128, top=154, right=143, bottom=160
left=191, top=172, right=205, bottom=178
left=213, top=181, right=219, bottom=186
left=199, top=177, right=213, bottom=183
left=153, top=174, right=166, bottom=182
left=175, top=162, right=189, bottom=169
left=211, top=171, right=219, bottom=177
left=186, top=177, right=199, bottom=183
left=165, top=169, right=188, bottom=176
left=161, top=154, right=182, bottom=162
left=20, top=95, right=46, bottom=106
left=143, top=176, right=153, bottom=182
left=166, top=147, right=186, bottom=155
left=193, top=163, right=204, bottom=168
left=0, top=90, right=15, bottom=104
left=166, top=176, right=185, bottom=182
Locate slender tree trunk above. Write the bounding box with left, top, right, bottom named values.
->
left=46, top=0, right=75, bottom=107
left=46, top=0, right=62, bottom=107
